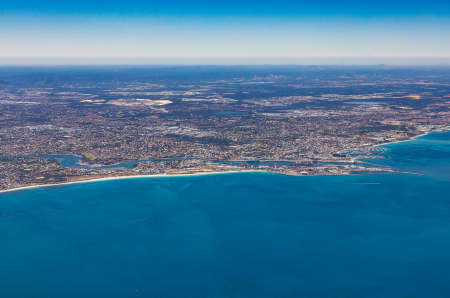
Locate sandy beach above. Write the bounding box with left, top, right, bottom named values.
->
left=0, top=170, right=267, bottom=195
left=376, top=126, right=449, bottom=147
left=2, top=128, right=448, bottom=195
left=375, top=132, right=431, bottom=147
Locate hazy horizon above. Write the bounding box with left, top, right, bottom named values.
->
left=1, top=56, right=450, bottom=66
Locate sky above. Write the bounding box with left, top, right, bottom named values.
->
left=0, top=0, right=449, bottom=64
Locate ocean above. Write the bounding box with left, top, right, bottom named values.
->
left=1, top=131, right=449, bottom=298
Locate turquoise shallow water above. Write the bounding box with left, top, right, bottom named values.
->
left=1, top=132, right=450, bottom=298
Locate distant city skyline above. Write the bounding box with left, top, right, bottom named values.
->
left=1, top=0, right=449, bottom=61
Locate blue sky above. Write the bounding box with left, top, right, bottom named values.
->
left=1, top=0, right=449, bottom=62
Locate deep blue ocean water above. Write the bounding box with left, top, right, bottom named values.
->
left=1, top=131, right=450, bottom=298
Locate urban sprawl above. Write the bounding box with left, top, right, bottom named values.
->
left=0, top=66, right=449, bottom=190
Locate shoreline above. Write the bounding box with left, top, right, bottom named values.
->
left=375, top=127, right=448, bottom=147
left=375, top=131, right=431, bottom=147
left=2, top=128, right=448, bottom=195
left=0, top=168, right=399, bottom=195
left=0, top=170, right=268, bottom=195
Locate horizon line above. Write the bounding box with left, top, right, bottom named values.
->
left=1, top=56, right=450, bottom=66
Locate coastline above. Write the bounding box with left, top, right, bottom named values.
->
left=375, top=127, right=449, bottom=147
left=0, top=168, right=400, bottom=195
left=2, top=128, right=448, bottom=195
left=375, top=131, right=431, bottom=147
left=0, top=170, right=268, bottom=195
